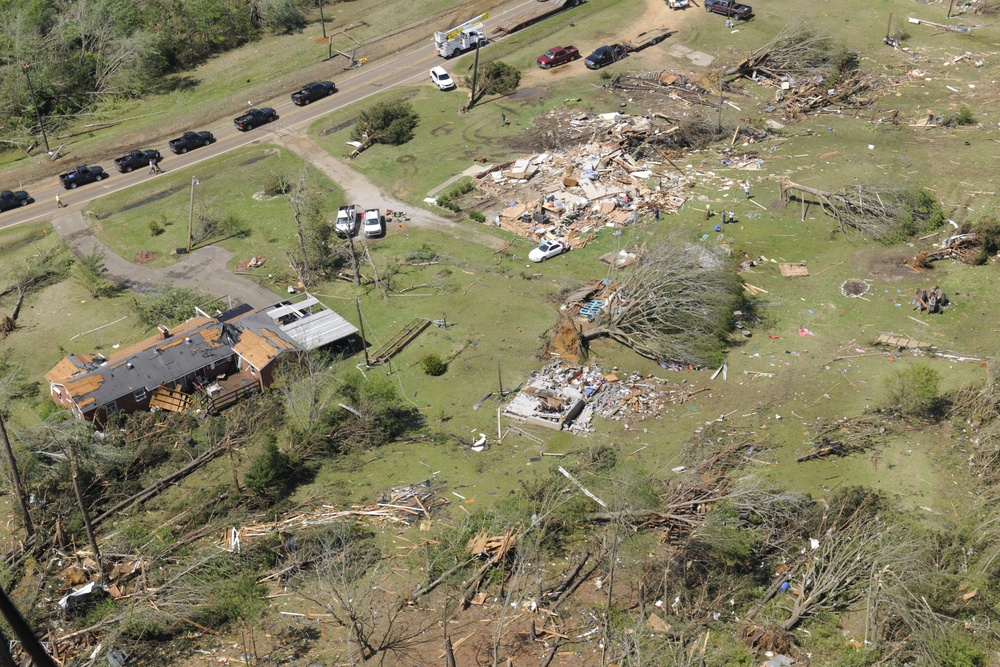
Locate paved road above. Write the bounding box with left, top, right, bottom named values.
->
left=0, top=0, right=562, bottom=228
left=0, top=0, right=572, bottom=302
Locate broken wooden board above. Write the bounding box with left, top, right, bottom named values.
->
left=875, top=333, right=934, bottom=350
left=779, top=262, right=809, bottom=278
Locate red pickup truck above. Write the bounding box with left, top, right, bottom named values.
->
left=537, top=45, right=580, bottom=69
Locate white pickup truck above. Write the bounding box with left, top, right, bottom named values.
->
left=363, top=208, right=384, bottom=238
left=335, top=205, right=359, bottom=237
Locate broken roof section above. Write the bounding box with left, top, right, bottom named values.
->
left=46, top=293, right=358, bottom=419
left=47, top=317, right=232, bottom=410
left=263, top=293, right=359, bottom=350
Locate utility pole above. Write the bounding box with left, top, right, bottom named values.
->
left=355, top=299, right=370, bottom=367
left=186, top=176, right=200, bottom=253
left=318, top=0, right=327, bottom=37
left=467, top=41, right=482, bottom=110
left=717, top=87, right=724, bottom=133
left=19, top=62, right=50, bottom=154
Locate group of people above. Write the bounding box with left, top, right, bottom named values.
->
left=149, top=157, right=163, bottom=174
left=913, top=286, right=949, bottom=314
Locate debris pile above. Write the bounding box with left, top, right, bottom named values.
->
left=474, top=112, right=696, bottom=246
left=222, top=485, right=449, bottom=549
left=561, top=279, right=616, bottom=323
left=608, top=71, right=717, bottom=110
left=503, top=362, right=705, bottom=433
left=467, top=529, right=517, bottom=561
left=757, top=71, right=892, bottom=120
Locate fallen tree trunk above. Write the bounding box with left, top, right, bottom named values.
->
left=92, top=444, right=225, bottom=527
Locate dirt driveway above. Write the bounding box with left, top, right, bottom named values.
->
left=271, top=134, right=504, bottom=249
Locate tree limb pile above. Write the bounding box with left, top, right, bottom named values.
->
left=797, top=413, right=895, bottom=462
left=725, top=21, right=841, bottom=80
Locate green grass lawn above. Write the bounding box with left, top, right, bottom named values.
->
left=0, top=223, right=150, bottom=429
left=85, top=146, right=344, bottom=269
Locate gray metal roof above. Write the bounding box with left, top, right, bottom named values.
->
left=262, top=293, right=358, bottom=350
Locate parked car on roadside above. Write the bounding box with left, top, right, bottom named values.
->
left=58, top=165, right=107, bottom=190
left=0, top=190, right=33, bottom=212
left=429, top=66, right=456, bottom=91
left=529, top=238, right=570, bottom=262
left=537, top=45, right=580, bottom=69
left=114, top=149, right=162, bottom=173
left=291, top=81, right=337, bottom=106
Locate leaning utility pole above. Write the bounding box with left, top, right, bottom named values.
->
left=19, top=62, right=50, bottom=154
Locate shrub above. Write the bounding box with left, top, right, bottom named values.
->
left=148, top=220, right=165, bottom=236
left=244, top=435, right=297, bottom=505
left=955, top=105, right=975, bottom=126
left=420, top=353, right=447, bottom=376
left=194, top=574, right=267, bottom=628
left=468, top=211, right=486, bottom=223
left=882, top=363, right=945, bottom=419
left=926, top=629, right=987, bottom=667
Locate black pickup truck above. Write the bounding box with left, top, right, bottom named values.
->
left=169, top=131, right=215, bottom=154
left=0, top=190, right=33, bottom=212
left=705, top=0, right=753, bottom=19
left=234, top=108, right=279, bottom=132
left=291, top=81, right=336, bottom=106
left=114, top=149, right=162, bottom=173
left=584, top=44, right=629, bottom=69
left=59, top=166, right=108, bottom=190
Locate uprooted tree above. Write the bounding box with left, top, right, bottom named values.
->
left=583, top=237, right=743, bottom=366
left=778, top=178, right=944, bottom=243
left=349, top=100, right=419, bottom=157
left=465, top=60, right=521, bottom=107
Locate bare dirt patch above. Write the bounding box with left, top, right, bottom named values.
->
left=132, top=249, right=157, bottom=264
left=518, top=0, right=702, bottom=91
left=856, top=247, right=922, bottom=283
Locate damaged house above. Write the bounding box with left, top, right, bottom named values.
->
left=45, top=293, right=357, bottom=424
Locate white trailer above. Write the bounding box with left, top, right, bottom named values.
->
left=434, top=13, right=488, bottom=58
